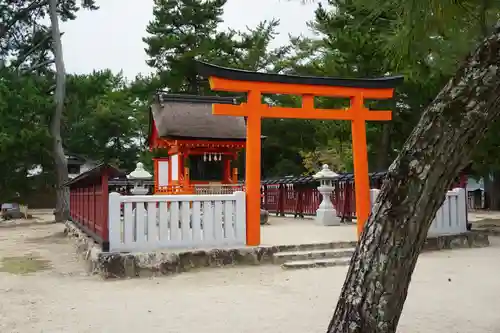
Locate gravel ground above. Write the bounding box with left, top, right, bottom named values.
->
left=1, top=222, right=500, bottom=333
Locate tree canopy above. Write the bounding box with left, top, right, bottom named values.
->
left=2, top=0, right=500, bottom=206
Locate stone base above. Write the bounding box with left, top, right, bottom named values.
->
left=422, top=231, right=490, bottom=251
left=315, top=209, right=341, bottom=226
left=260, top=209, right=269, bottom=225
left=63, top=221, right=105, bottom=275
left=63, top=220, right=490, bottom=279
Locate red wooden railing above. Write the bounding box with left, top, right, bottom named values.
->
left=261, top=182, right=359, bottom=219
left=259, top=173, right=467, bottom=219
left=67, top=164, right=124, bottom=250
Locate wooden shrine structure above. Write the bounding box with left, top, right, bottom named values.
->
left=197, top=61, right=403, bottom=245
left=148, top=93, right=246, bottom=194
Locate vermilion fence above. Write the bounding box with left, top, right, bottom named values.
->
left=260, top=173, right=385, bottom=219
left=260, top=172, right=467, bottom=218
left=67, top=164, right=124, bottom=251
left=262, top=184, right=355, bottom=218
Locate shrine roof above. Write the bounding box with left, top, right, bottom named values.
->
left=64, top=163, right=125, bottom=187
left=197, top=61, right=404, bottom=89
left=150, top=93, right=246, bottom=141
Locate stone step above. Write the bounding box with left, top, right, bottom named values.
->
left=273, top=247, right=355, bottom=264
left=276, top=241, right=357, bottom=253
left=281, top=258, right=351, bottom=270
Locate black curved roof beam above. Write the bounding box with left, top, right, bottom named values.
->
left=155, top=91, right=240, bottom=105
left=197, top=61, right=404, bottom=89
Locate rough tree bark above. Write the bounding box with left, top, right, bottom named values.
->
left=48, top=0, right=69, bottom=222
left=483, top=173, right=491, bottom=209
left=375, top=123, right=391, bottom=171
left=327, top=28, right=500, bottom=332
left=487, top=171, right=500, bottom=209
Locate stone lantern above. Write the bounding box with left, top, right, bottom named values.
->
left=313, top=164, right=340, bottom=226
left=128, top=162, right=152, bottom=195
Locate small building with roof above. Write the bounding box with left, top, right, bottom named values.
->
left=148, top=93, right=247, bottom=194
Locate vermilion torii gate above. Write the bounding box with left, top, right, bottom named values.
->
left=197, top=61, right=403, bottom=246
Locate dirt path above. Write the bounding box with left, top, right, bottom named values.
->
left=1, top=221, right=500, bottom=333
left=0, top=221, right=87, bottom=277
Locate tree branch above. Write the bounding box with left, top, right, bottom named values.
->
left=0, top=0, right=49, bottom=40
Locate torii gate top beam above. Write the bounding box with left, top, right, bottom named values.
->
left=197, top=61, right=404, bottom=91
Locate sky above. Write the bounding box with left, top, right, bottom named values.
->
left=59, top=0, right=320, bottom=80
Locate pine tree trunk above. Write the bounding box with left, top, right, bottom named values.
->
left=49, top=0, right=69, bottom=222
left=489, top=171, right=500, bottom=210
left=327, top=28, right=500, bottom=332
left=483, top=173, right=491, bottom=209
left=375, top=123, right=391, bottom=171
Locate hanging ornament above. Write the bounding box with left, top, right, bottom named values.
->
left=208, top=153, right=212, bottom=162
left=219, top=153, right=222, bottom=161
left=203, top=153, right=207, bottom=161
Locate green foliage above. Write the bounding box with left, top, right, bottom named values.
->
left=348, top=0, right=500, bottom=78
left=144, top=0, right=231, bottom=93
left=64, top=71, right=144, bottom=171
left=144, top=0, right=290, bottom=94
left=0, top=0, right=98, bottom=72
left=339, top=0, right=500, bottom=179
left=275, top=0, right=399, bottom=172
left=0, top=70, right=53, bottom=201
left=300, top=138, right=354, bottom=173
left=274, top=0, right=485, bottom=173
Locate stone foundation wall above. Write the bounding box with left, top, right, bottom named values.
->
left=63, top=221, right=104, bottom=275
left=93, top=241, right=355, bottom=279
left=63, top=220, right=490, bottom=279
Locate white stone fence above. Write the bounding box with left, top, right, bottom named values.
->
left=108, top=191, right=247, bottom=252
left=370, top=188, right=468, bottom=237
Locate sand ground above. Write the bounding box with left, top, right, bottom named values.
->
left=1, top=218, right=500, bottom=333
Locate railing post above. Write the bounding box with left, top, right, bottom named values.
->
left=69, top=188, right=73, bottom=219
left=234, top=191, right=247, bottom=245
left=278, top=184, right=285, bottom=216
left=457, top=188, right=468, bottom=232
left=262, top=185, right=269, bottom=210
left=101, top=169, right=109, bottom=249
left=370, top=188, right=381, bottom=208
left=108, top=192, right=122, bottom=252
left=76, top=187, right=81, bottom=222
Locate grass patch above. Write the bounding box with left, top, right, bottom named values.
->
left=0, top=254, right=51, bottom=275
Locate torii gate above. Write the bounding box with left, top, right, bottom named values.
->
left=197, top=61, right=403, bottom=246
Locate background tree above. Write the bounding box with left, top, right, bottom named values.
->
left=64, top=71, right=144, bottom=171
left=144, top=0, right=232, bottom=94
left=0, top=0, right=149, bottom=208
left=0, top=0, right=99, bottom=218
left=0, top=70, right=52, bottom=203
left=48, top=0, right=99, bottom=220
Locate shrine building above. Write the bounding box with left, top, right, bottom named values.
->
left=148, top=92, right=246, bottom=194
